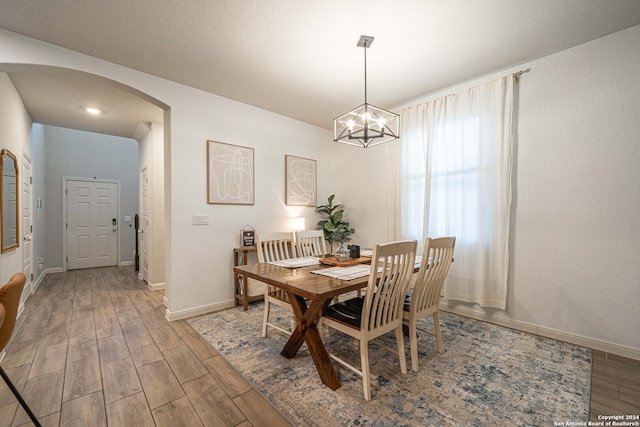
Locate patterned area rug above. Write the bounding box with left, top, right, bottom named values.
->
left=188, top=303, right=591, bottom=426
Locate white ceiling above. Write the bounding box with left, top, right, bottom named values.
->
left=6, top=68, right=165, bottom=138
left=1, top=0, right=640, bottom=138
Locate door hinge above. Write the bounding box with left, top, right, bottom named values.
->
left=66, top=223, right=68, bottom=228
left=30, top=225, right=33, bottom=232
left=30, top=176, right=33, bottom=184
left=31, top=273, right=33, bottom=281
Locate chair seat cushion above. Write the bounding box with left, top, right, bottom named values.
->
left=324, top=296, right=364, bottom=328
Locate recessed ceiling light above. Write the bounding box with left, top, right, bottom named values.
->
left=85, top=107, right=102, bottom=115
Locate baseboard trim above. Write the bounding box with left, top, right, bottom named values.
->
left=147, top=282, right=165, bottom=291
left=119, top=261, right=134, bottom=267
left=17, top=302, right=25, bottom=320
left=23, top=281, right=33, bottom=299
left=17, top=271, right=49, bottom=321
left=165, top=300, right=235, bottom=321
left=440, top=303, right=640, bottom=361
left=32, top=270, right=48, bottom=292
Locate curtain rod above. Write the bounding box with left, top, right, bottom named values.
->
left=396, top=68, right=531, bottom=111
left=513, top=68, right=530, bottom=83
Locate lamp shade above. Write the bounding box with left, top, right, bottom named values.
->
left=289, top=217, right=306, bottom=231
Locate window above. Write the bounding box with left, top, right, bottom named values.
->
left=393, top=76, right=514, bottom=309
left=426, top=116, right=480, bottom=243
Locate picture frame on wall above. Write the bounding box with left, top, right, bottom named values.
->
left=285, top=155, right=317, bottom=207
left=207, top=140, right=254, bottom=205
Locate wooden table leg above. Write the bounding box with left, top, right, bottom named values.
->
left=234, top=249, right=252, bottom=311
left=242, top=273, right=249, bottom=311
left=282, top=296, right=341, bottom=390
left=241, top=250, right=249, bottom=310
left=234, top=272, right=249, bottom=311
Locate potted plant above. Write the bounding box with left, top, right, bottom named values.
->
left=315, top=194, right=355, bottom=261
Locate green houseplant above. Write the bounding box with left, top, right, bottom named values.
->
left=315, top=194, right=355, bottom=260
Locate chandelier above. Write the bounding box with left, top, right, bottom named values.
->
left=334, top=35, right=400, bottom=148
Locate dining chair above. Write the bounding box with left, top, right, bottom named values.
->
left=403, top=236, right=456, bottom=371
left=295, top=229, right=328, bottom=257
left=320, top=240, right=417, bottom=401
left=0, top=273, right=42, bottom=427
left=256, top=231, right=298, bottom=337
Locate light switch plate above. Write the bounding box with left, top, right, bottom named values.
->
left=192, top=214, right=209, bottom=225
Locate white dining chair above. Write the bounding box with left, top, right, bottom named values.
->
left=320, top=240, right=417, bottom=400
left=403, top=236, right=455, bottom=371
left=256, top=231, right=298, bottom=337
left=295, top=229, right=328, bottom=257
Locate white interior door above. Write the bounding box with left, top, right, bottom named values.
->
left=22, top=153, right=33, bottom=296
left=140, top=167, right=149, bottom=282
left=67, top=179, right=118, bottom=270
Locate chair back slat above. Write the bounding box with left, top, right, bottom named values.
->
left=295, top=230, right=328, bottom=257
left=256, top=232, right=296, bottom=263
left=412, top=237, right=456, bottom=314
left=362, top=241, right=417, bottom=332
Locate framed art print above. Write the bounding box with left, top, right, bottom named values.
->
left=207, top=140, right=254, bottom=205
left=285, top=155, right=316, bottom=206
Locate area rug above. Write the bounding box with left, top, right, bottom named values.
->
left=188, top=304, right=591, bottom=426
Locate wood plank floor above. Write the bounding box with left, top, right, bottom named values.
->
left=0, top=267, right=293, bottom=427
left=589, top=350, right=640, bottom=421
left=1, top=266, right=638, bottom=426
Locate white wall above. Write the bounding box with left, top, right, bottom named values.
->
left=505, top=25, right=640, bottom=356
left=337, top=25, right=640, bottom=357
left=42, top=126, right=139, bottom=268
left=150, top=122, right=165, bottom=287
left=0, top=73, right=32, bottom=300
left=30, top=125, right=46, bottom=281
left=164, top=96, right=335, bottom=317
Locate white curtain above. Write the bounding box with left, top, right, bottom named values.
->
left=387, top=76, right=514, bottom=309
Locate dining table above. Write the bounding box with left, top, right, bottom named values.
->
left=233, top=257, right=421, bottom=391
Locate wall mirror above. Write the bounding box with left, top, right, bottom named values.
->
left=1, top=149, right=19, bottom=253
